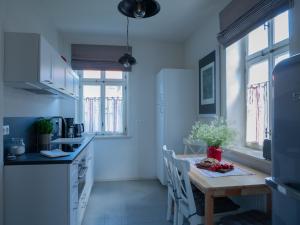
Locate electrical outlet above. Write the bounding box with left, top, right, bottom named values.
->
left=3, top=125, right=10, bottom=136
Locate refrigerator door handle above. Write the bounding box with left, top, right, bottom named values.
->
left=266, top=177, right=300, bottom=201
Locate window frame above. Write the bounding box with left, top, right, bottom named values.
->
left=245, top=12, right=290, bottom=149
left=79, top=70, right=128, bottom=136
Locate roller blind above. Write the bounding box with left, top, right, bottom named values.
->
left=71, top=44, right=133, bottom=71
left=218, top=0, right=294, bottom=47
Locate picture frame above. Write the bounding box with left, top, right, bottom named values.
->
left=199, top=51, right=217, bottom=115
left=200, top=62, right=215, bottom=105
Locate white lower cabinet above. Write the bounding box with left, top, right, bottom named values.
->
left=4, top=142, right=94, bottom=225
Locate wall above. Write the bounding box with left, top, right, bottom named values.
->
left=2, top=0, right=74, bottom=118
left=184, top=1, right=230, bottom=119
left=0, top=0, right=4, bottom=223
left=64, top=33, right=184, bottom=181
left=290, top=0, right=300, bottom=54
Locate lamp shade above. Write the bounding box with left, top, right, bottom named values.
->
left=118, top=0, right=160, bottom=18
left=118, top=53, right=137, bottom=68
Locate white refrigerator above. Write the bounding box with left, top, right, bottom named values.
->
left=156, top=69, right=198, bottom=185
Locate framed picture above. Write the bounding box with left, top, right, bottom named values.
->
left=199, top=51, right=217, bottom=115
left=200, top=62, right=215, bottom=105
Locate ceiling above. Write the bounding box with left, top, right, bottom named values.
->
left=37, top=0, right=230, bottom=43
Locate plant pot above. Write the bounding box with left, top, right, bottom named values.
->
left=207, top=146, right=222, bottom=161
left=38, top=134, right=52, bottom=150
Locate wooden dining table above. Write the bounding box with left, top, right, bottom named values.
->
left=178, top=154, right=272, bottom=225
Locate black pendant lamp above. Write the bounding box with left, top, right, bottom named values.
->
left=119, top=17, right=137, bottom=68
left=118, top=0, right=160, bottom=19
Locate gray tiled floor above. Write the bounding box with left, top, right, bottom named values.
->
left=82, top=180, right=173, bottom=225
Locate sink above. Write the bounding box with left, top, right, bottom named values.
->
left=51, top=137, right=85, bottom=145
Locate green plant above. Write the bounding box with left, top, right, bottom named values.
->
left=35, top=119, right=53, bottom=134
left=188, top=119, right=235, bottom=147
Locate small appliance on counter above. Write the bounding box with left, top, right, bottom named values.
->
left=74, top=123, right=84, bottom=137
left=50, top=117, right=84, bottom=152
left=65, top=117, right=75, bottom=138
left=6, top=138, right=26, bottom=156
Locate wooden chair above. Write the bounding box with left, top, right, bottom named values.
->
left=171, top=155, right=240, bottom=225
left=162, top=145, right=178, bottom=225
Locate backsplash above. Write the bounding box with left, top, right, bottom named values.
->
left=3, top=117, right=40, bottom=155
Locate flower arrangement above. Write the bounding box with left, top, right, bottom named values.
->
left=189, top=119, right=235, bottom=148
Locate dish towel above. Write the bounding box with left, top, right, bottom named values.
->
left=186, top=157, right=255, bottom=178
left=40, top=149, right=70, bottom=158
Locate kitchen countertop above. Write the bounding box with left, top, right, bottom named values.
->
left=4, top=135, right=95, bottom=166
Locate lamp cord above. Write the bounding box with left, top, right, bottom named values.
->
left=126, top=17, right=129, bottom=53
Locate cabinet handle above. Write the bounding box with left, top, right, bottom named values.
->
left=59, top=87, right=65, bottom=91
left=73, top=206, right=78, bottom=210
left=44, top=80, right=53, bottom=84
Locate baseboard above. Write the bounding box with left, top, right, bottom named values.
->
left=94, top=176, right=158, bottom=182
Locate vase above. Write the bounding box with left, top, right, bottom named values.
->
left=207, top=146, right=222, bottom=161
left=38, top=134, right=52, bottom=150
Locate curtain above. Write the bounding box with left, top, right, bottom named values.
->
left=218, top=0, right=294, bottom=47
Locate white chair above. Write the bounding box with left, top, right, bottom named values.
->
left=162, top=145, right=178, bottom=225
left=171, top=155, right=240, bottom=225
left=172, top=156, right=202, bottom=225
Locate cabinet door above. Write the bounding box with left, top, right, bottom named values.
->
left=70, top=161, right=79, bottom=225
left=66, top=68, right=75, bottom=96
left=39, top=38, right=53, bottom=85
left=52, top=53, right=66, bottom=91
left=73, top=74, right=80, bottom=99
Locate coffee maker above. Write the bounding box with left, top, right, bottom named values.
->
left=74, top=123, right=85, bottom=137
left=65, top=118, right=75, bottom=138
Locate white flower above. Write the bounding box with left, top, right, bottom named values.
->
left=188, top=118, right=235, bottom=147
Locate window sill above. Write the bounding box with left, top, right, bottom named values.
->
left=223, top=146, right=271, bottom=174
left=94, top=135, right=132, bottom=140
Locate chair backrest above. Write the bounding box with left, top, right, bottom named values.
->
left=162, top=145, right=176, bottom=189
left=171, top=154, right=197, bottom=215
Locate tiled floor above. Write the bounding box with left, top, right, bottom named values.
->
left=82, top=180, right=173, bottom=225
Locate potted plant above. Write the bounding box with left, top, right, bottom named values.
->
left=188, top=119, right=235, bottom=161
left=35, top=119, right=53, bottom=150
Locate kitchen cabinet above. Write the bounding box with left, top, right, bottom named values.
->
left=4, top=32, right=79, bottom=98
left=4, top=140, right=94, bottom=225
left=74, top=73, right=80, bottom=99
left=78, top=141, right=94, bottom=224
left=52, top=51, right=67, bottom=91
left=40, top=37, right=53, bottom=85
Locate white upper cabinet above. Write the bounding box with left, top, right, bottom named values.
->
left=73, top=74, right=80, bottom=99
left=40, top=38, right=53, bottom=85
left=66, top=67, right=75, bottom=96
left=4, top=32, right=79, bottom=98
left=52, top=51, right=67, bottom=91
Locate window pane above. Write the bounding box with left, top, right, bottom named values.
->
left=106, top=71, right=123, bottom=80
left=246, top=60, right=269, bottom=147
left=105, top=85, right=124, bottom=133
left=275, top=51, right=290, bottom=66
left=83, top=70, right=101, bottom=79
left=83, top=85, right=101, bottom=133
left=248, top=24, right=269, bottom=55
left=248, top=60, right=269, bottom=85
left=274, top=11, right=289, bottom=44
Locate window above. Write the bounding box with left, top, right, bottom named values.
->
left=245, top=11, right=289, bottom=148
left=80, top=70, right=127, bottom=135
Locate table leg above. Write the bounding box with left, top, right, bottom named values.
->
left=204, top=193, right=214, bottom=225
left=266, top=193, right=272, bottom=216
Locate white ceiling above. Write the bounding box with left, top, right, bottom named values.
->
left=39, top=0, right=230, bottom=43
